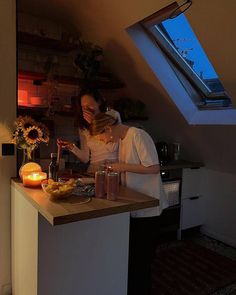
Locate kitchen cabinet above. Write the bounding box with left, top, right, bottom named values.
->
left=181, top=196, right=205, bottom=230
left=180, top=167, right=205, bottom=230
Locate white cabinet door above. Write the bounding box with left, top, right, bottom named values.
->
left=180, top=167, right=205, bottom=231
left=181, top=196, right=205, bottom=230
left=181, top=168, right=203, bottom=199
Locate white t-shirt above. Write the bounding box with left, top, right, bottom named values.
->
left=82, top=129, right=119, bottom=164
left=119, top=127, right=168, bottom=217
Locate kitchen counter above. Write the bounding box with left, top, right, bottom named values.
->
left=11, top=178, right=159, bottom=295
left=161, top=159, right=204, bottom=170
left=11, top=178, right=158, bottom=226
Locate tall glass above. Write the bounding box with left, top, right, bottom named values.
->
left=95, top=171, right=106, bottom=198
left=107, top=172, right=119, bottom=201
left=174, top=143, right=181, bottom=161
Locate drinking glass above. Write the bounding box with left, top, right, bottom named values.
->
left=107, top=172, right=119, bottom=201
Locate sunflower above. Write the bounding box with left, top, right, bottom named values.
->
left=15, top=116, right=36, bottom=130
left=37, top=123, right=50, bottom=144
left=12, top=116, right=50, bottom=153
left=24, top=126, right=43, bottom=145
left=15, top=128, right=24, bottom=137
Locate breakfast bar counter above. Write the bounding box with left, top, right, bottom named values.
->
left=11, top=178, right=158, bottom=295
left=11, top=179, right=158, bottom=225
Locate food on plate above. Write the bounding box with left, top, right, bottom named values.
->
left=42, top=178, right=77, bottom=199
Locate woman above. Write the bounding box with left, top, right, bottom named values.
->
left=90, top=113, right=168, bottom=295
left=57, top=88, right=121, bottom=172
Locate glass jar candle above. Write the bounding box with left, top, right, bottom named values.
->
left=22, top=172, right=47, bottom=187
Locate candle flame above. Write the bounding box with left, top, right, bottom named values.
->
left=31, top=173, right=40, bottom=179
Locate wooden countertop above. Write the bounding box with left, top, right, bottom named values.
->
left=11, top=179, right=159, bottom=226
left=161, top=160, right=204, bottom=170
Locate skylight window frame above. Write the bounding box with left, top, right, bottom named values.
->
left=151, top=24, right=213, bottom=94
left=141, top=9, right=232, bottom=109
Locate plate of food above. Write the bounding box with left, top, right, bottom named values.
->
left=74, top=183, right=95, bottom=197
left=41, top=178, right=77, bottom=200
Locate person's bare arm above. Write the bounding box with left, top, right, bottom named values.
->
left=57, top=132, right=90, bottom=163
left=110, top=163, right=160, bottom=174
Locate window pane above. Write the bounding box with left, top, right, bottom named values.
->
left=159, top=14, right=227, bottom=95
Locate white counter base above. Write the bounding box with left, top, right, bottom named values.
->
left=11, top=186, right=129, bottom=295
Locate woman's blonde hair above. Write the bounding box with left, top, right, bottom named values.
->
left=90, top=113, right=118, bottom=136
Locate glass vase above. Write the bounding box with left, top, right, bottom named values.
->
left=22, top=148, right=33, bottom=164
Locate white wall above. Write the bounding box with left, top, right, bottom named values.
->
left=0, top=0, right=16, bottom=294
left=201, top=169, right=236, bottom=248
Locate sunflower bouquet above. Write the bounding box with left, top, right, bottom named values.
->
left=12, top=116, right=49, bottom=160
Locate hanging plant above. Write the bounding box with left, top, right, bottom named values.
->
left=74, top=40, right=104, bottom=79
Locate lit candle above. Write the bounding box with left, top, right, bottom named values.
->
left=22, top=172, right=47, bottom=188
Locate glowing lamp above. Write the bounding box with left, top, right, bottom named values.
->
left=22, top=172, right=47, bottom=188
left=19, top=162, right=42, bottom=179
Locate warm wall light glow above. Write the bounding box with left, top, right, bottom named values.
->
left=22, top=172, right=47, bottom=187
left=30, top=96, right=44, bottom=105
left=18, top=90, right=28, bottom=106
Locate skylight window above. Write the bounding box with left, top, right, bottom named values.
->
left=161, top=16, right=222, bottom=91
left=141, top=3, right=232, bottom=109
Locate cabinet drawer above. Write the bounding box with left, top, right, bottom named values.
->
left=181, top=168, right=203, bottom=199
left=181, top=196, right=205, bottom=230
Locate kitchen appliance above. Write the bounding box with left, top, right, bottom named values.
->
left=173, top=142, right=181, bottom=161
left=156, top=142, right=182, bottom=163
left=156, top=142, right=169, bottom=164
left=163, top=179, right=181, bottom=206
left=159, top=168, right=182, bottom=239
left=161, top=169, right=182, bottom=207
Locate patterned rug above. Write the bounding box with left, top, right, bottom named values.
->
left=151, top=241, right=236, bottom=295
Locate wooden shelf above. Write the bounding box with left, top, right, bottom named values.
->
left=18, top=70, right=46, bottom=82
left=18, top=105, right=48, bottom=110
left=18, top=106, right=78, bottom=119
left=18, top=32, right=125, bottom=89
left=18, top=70, right=125, bottom=89
left=18, top=31, right=78, bottom=52
left=18, top=105, right=48, bottom=117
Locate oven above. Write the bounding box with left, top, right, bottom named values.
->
left=161, top=169, right=182, bottom=207
left=159, top=168, right=182, bottom=239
